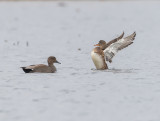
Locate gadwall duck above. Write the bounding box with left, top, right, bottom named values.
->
left=91, top=32, right=136, bottom=70
left=21, top=56, right=61, bottom=73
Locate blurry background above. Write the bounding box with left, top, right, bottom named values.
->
left=0, top=0, right=160, bottom=121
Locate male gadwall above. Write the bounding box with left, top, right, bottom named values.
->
left=21, top=56, right=61, bottom=73
left=91, top=32, right=136, bottom=70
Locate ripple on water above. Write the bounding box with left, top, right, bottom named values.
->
left=59, top=89, right=76, bottom=94
left=91, top=68, right=140, bottom=74
left=107, top=68, right=140, bottom=74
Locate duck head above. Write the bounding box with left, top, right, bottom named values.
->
left=48, top=56, right=61, bottom=66
left=94, top=40, right=107, bottom=50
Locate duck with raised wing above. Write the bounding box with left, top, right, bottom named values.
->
left=91, top=32, right=136, bottom=70
left=21, top=56, right=61, bottom=73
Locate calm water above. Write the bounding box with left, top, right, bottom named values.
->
left=0, top=1, right=160, bottom=121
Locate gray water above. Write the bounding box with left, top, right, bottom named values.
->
left=0, top=1, right=160, bottom=121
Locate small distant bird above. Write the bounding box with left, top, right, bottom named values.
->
left=91, top=32, right=136, bottom=70
left=21, top=56, right=61, bottom=73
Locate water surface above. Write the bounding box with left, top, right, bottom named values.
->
left=0, top=1, right=160, bottom=121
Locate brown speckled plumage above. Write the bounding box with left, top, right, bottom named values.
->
left=92, top=32, right=136, bottom=70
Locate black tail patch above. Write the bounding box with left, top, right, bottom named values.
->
left=21, top=67, right=33, bottom=73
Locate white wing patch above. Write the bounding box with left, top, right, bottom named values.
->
left=103, top=32, right=136, bottom=62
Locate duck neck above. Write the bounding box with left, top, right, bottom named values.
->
left=48, top=62, right=57, bottom=71
left=48, top=61, right=54, bottom=67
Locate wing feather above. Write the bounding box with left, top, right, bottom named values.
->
left=105, top=32, right=124, bottom=48
left=103, top=32, right=136, bottom=62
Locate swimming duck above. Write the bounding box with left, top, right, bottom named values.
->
left=21, top=56, right=61, bottom=73
left=91, top=32, right=136, bottom=70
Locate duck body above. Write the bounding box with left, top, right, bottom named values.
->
left=91, top=47, right=108, bottom=70
left=21, top=56, right=60, bottom=73
left=21, top=64, right=56, bottom=73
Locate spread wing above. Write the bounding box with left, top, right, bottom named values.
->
left=105, top=32, right=124, bottom=48
left=103, top=32, right=136, bottom=62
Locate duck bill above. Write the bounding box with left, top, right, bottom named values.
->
left=94, top=43, right=100, bottom=46
left=55, top=60, right=61, bottom=64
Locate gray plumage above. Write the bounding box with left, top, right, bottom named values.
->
left=21, top=56, right=61, bottom=73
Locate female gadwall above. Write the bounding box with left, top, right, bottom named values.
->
left=91, top=32, right=136, bottom=70
left=21, top=56, right=61, bottom=73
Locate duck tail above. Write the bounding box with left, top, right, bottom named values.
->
left=21, top=67, right=33, bottom=73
